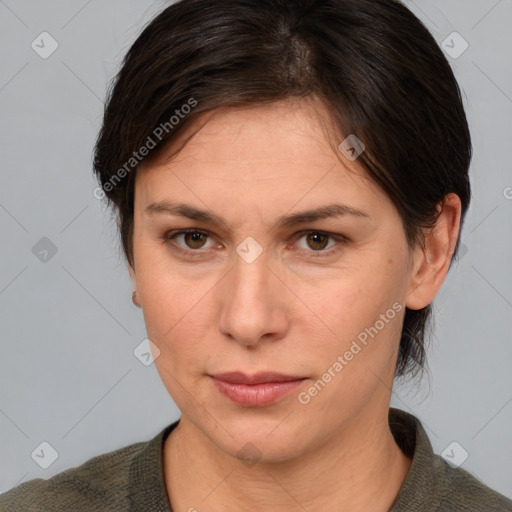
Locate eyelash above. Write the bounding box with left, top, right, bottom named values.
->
left=161, top=229, right=349, bottom=258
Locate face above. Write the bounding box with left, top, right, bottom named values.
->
left=129, top=97, right=421, bottom=463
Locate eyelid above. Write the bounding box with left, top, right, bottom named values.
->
left=163, top=228, right=217, bottom=255
left=162, top=228, right=348, bottom=257
left=289, top=230, right=348, bottom=256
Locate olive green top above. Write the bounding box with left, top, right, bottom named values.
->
left=1, top=408, right=511, bottom=511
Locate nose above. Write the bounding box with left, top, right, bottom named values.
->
left=217, top=245, right=289, bottom=348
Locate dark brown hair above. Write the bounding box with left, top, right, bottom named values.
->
left=93, top=0, right=472, bottom=379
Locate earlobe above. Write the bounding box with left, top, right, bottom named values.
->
left=132, top=291, right=142, bottom=308
left=405, top=193, right=462, bottom=310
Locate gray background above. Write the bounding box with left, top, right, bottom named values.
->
left=0, top=0, right=511, bottom=500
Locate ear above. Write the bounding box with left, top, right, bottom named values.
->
left=405, top=193, right=462, bottom=310
left=128, top=261, right=142, bottom=308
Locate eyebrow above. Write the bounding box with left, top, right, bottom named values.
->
left=144, top=200, right=370, bottom=232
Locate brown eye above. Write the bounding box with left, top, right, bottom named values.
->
left=164, top=229, right=214, bottom=253
left=305, top=232, right=329, bottom=251
left=183, top=231, right=208, bottom=249
left=293, top=231, right=348, bottom=257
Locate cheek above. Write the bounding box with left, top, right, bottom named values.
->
left=294, top=280, right=405, bottom=420
left=140, top=273, right=204, bottom=343
left=295, top=254, right=408, bottom=395
left=140, top=277, right=214, bottom=406
left=136, top=258, right=220, bottom=373
left=307, top=256, right=405, bottom=339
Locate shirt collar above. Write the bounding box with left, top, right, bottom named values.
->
left=388, top=407, right=442, bottom=511
left=129, top=420, right=178, bottom=512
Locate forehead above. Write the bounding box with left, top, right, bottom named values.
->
left=134, top=98, right=391, bottom=222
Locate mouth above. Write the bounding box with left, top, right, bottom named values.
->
left=210, top=371, right=307, bottom=407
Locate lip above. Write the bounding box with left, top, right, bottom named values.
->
left=210, top=372, right=307, bottom=407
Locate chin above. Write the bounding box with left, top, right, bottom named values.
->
left=204, top=414, right=312, bottom=465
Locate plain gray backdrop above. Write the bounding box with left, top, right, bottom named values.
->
left=1, top=0, right=511, bottom=500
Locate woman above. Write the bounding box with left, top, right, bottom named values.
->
left=1, top=0, right=511, bottom=510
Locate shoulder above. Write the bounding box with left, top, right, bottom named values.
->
left=431, top=454, right=512, bottom=511
left=0, top=440, right=147, bottom=512
left=389, top=408, right=512, bottom=511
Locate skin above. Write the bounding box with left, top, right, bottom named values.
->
left=128, top=96, right=461, bottom=511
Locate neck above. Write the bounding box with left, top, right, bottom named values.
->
left=163, top=406, right=412, bottom=512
